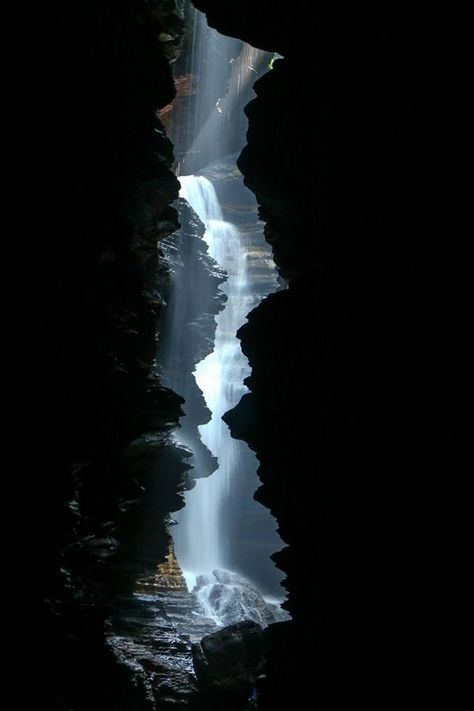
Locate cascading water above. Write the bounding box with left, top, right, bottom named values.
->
left=173, top=175, right=255, bottom=579
left=160, top=8, right=286, bottom=624
left=107, top=11, right=287, bottom=703
left=170, top=174, right=287, bottom=624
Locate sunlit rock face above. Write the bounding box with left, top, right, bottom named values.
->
left=136, top=542, right=188, bottom=593
left=163, top=7, right=272, bottom=175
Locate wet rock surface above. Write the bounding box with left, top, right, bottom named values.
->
left=107, top=590, right=216, bottom=709
left=165, top=8, right=270, bottom=176
left=193, top=570, right=289, bottom=627
left=157, top=198, right=226, bottom=481
left=106, top=567, right=287, bottom=709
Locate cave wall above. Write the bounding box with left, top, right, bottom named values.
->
left=2, top=2, right=192, bottom=708
left=198, top=2, right=474, bottom=706
left=157, top=198, right=226, bottom=481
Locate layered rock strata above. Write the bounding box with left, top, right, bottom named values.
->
left=2, top=2, right=195, bottom=709
left=157, top=198, right=226, bottom=481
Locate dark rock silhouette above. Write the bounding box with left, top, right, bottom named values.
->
left=200, top=1, right=474, bottom=707
left=192, top=620, right=264, bottom=703
left=2, top=1, right=473, bottom=708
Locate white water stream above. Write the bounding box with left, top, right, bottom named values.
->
left=161, top=9, right=286, bottom=620
left=173, top=175, right=254, bottom=580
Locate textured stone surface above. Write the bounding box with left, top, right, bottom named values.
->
left=136, top=542, right=188, bottom=592
left=193, top=569, right=288, bottom=628
left=2, top=3, right=191, bottom=709
left=107, top=587, right=217, bottom=709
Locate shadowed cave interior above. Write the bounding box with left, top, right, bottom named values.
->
left=3, top=2, right=473, bottom=709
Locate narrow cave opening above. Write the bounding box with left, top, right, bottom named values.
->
left=158, top=8, right=287, bottom=621
left=104, top=7, right=291, bottom=705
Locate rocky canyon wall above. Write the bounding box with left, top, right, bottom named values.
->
left=197, top=2, right=474, bottom=707
left=2, top=2, right=194, bottom=708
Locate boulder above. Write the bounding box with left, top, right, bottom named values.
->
left=192, top=620, right=264, bottom=701
left=193, top=569, right=289, bottom=627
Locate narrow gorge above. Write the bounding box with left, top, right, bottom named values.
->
left=168, top=174, right=283, bottom=599
left=3, top=2, right=473, bottom=709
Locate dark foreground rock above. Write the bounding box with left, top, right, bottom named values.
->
left=192, top=620, right=264, bottom=707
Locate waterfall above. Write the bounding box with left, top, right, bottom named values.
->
left=173, top=175, right=254, bottom=579
left=161, top=8, right=285, bottom=607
